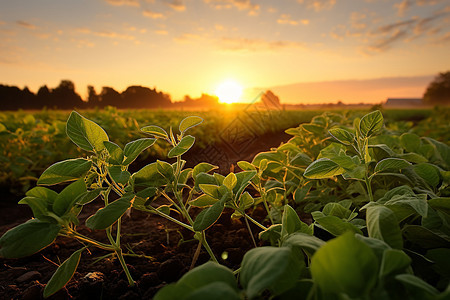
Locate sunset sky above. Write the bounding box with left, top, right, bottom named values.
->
left=1, top=0, right=449, bottom=104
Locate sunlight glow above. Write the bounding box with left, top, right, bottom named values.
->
left=215, top=80, right=243, bottom=104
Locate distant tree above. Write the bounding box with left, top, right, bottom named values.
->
left=99, top=87, right=122, bottom=107
left=423, top=71, right=450, bottom=105
left=261, top=90, right=281, bottom=109
left=50, top=80, right=84, bottom=109
left=87, top=85, right=101, bottom=108
left=121, top=86, right=172, bottom=108
left=36, top=85, right=51, bottom=108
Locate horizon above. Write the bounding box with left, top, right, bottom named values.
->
left=1, top=1, right=449, bottom=104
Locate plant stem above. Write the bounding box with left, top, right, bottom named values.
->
left=259, top=183, right=274, bottom=225
left=144, top=206, right=193, bottom=231
left=115, top=248, right=135, bottom=286
left=63, top=230, right=114, bottom=251
left=364, top=176, right=374, bottom=202
left=244, top=214, right=267, bottom=231
left=189, top=239, right=202, bottom=270
left=244, top=215, right=257, bottom=248
left=200, top=231, right=218, bottom=263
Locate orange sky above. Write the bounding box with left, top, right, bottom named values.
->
left=0, top=0, right=449, bottom=104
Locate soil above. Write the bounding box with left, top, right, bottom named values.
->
left=0, top=130, right=291, bottom=299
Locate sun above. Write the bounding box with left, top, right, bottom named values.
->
left=214, top=80, right=243, bottom=104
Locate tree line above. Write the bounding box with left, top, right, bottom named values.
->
left=0, top=80, right=221, bottom=110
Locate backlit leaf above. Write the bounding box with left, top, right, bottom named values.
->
left=66, top=111, right=109, bottom=152
left=38, top=159, right=92, bottom=185
left=168, top=135, right=195, bottom=158
left=359, top=110, right=383, bottom=138
left=0, top=219, right=61, bottom=258
left=85, top=195, right=133, bottom=230
left=304, top=158, right=345, bottom=179
left=123, top=138, right=155, bottom=165
left=43, top=247, right=84, bottom=298
left=179, top=116, right=203, bottom=134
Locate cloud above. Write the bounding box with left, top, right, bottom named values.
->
left=367, top=29, right=409, bottom=52
left=277, top=14, right=309, bottom=26
left=432, top=31, right=450, bottom=44
left=104, top=0, right=140, bottom=7
left=297, top=0, right=336, bottom=12
left=218, top=37, right=305, bottom=52
left=394, top=0, right=412, bottom=17
left=165, top=0, right=186, bottom=11
left=143, top=9, right=166, bottom=19
left=416, top=0, right=446, bottom=6
left=77, top=27, right=136, bottom=41
left=16, top=21, right=36, bottom=30
left=204, top=0, right=260, bottom=15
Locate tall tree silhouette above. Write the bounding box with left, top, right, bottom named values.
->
left=423, top=71, right=450, bottom=105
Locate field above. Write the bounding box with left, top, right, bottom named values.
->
left=0, top=106, right=449, bottom=299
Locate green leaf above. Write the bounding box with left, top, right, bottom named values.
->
left=379, top=249, right=411, bottom=278
left=402, top=225, right=450, bottom=249
left=281, top=233, right=325, bottom=256
left=132, top=162, right=167, bottom=188
left=400, top=133, right=422, bottom=153
left=179, top=116, right=203, bottom=134
left=53, top=179, right=87, bottom=216
left=38, top=158, right=92, bottom=185
left=123, top=138, right=156, bottom=165
left=168, top=135, right=195, bottom=158
left=233, top=171, right=257, bottom=197
left=223, top=173, right=237, bottom=190
left=108, top=166, right=131, bottom=185
left=281, top=205, right=312, bottom=238
left=184, top=282, right=240, bottom=300
left=428, top=197, right=450, bottom=215
left=43, top=247, right=84, bottom=298
left=193, top=201, right=224, bottom=231
left=238, top=192, right=254, bottom=210
left=85, top=195, right=133, bottom=230
left=322, top=202, right=353, bottom=219
left=374, top=158, right=411, bottom=173
left=304, top=158, right=345, bottom=179
left=0, top=219, right=61, bottom=258
left=329, top=127, right=355, bottom=145
left=310, top=232, right=378, bottom=298
left=366, top=205, right=403, bottom=249
left=193, top=162, right=218, bottom=178
left=395, top=274, right=439, bottom=296
left=104, top=141, right=124, bottom=165
left=414, top=163, right=440, bottom=188
left=190, top=194, right=218, bottom=207
left=66, top=111, right=109, bottom=152
left=301, top=124, right=324, bottom=134
left=237, top=161, right=257, bottom=171
left=154, top=261, right=238, bottom=300
left=141, top=125, right=169, bottom=139
left=199, top=184, right=220, bottom=199
left=240, top=247, right=304, bottom=299
left=75, top=189, right=103, bottom=205
left=359, top=110, right=383, bottom=137
left=424, top=137, right=450, bottom=168
left=18, top=196, right=54, bottom=222
left=289, top=152, right=312, bottom=167
left=311, top=211, right=363, bottom=236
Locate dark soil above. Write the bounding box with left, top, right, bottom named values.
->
left=0, top=130, right=291, bottom=299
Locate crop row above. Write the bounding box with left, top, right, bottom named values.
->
left=0, top=108, right=449, bottom=299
